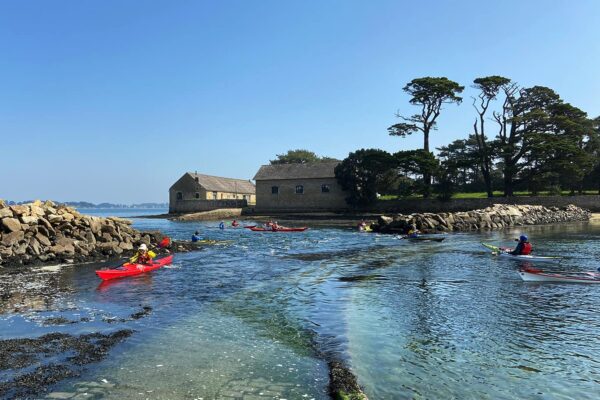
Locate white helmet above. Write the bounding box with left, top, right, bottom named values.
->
left=139, top=244, right=148, bottom=251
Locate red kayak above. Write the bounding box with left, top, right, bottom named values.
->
left=95, top=255, right=173, bottom=281
left=249, top=227, right=308, bottom=232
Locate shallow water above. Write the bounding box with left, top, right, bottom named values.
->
left=2, top=213, right=600, bottom=399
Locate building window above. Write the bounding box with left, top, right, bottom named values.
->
left=295, top=185, right=304, bottom=194
left=271, top=186, right=279, bottom=195
left=321, top=184, right=330, bottom=193
left=212, top=191, right=217, bottom=200
left=195, top=192, right=200, bottom=199
left=176, top=192, right=183, bottom=200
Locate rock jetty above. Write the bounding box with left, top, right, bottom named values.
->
left=374, top=204, right=590, bottom=234
left=0, top=200, right=188, bottom=267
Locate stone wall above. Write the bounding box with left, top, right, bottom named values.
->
left=169, top=199, right=248, bottom=214
left=370, top=195, right=600, bottom=213
left=374, top=204, right=591, bottom=234
left=0, top=200, right=178, bottom=267
left=255, top=178, right=347, bottom=212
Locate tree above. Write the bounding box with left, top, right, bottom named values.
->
left=334, top=149, right=397, bottom=206
left=471, top=76, right=510, bottom=197
left=493, top=85, right=563, bottom=196
left=394, top=149, right=439, bottom=196
left=437, top=137, right=482, bottom=191
left=388, top=77, right=464, bottom=196
left=522, top=102, right=595, bottom=194
left=270, top=149, right=336, bottom=164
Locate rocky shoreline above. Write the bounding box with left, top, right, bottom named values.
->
left=373, top=204, right=591, bottom=234
left=0, top=200, right=194, bottom=268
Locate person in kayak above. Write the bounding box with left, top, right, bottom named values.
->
left=511, top=235, right=532, bottom=255
left=191, top=231, right=202, bottom=242
left=232, top=220, right=239, bottom=227
left=219, top=221, right=225, bottom=230
left=130, top=244, right=156, bottom=265
left=271, top=221, right=280, bottom=231
left=406, top=224, right=420, bottom=238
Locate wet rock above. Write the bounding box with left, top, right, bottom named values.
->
left=0, top=330, right=134, bottom=398
left=328, top=361, right=369, bottom=400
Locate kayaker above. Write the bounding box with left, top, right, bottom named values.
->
left=271, top=221, right=280, bottom=231
left=219, top=221, right=225, bottom=230
left=407, top=224, right=420, bottom=238
left=358, top=221, right=367, bottom=231
left=130, top=244, right=155, bottom=265
left=511, top=235, right=532, bottom=255
left=232, top=220, right=239, bottom=227
left=191, top=231, right=202, bottom=242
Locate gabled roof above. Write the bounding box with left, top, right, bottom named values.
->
left=253, top=161, right=340, bottom=180
left=189, top=173, right=255, bottom=193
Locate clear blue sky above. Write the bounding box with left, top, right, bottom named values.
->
left=2, top=0, right=599, bottom=203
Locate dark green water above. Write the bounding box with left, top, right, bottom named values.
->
left=2, top=212, right=600, bottom=399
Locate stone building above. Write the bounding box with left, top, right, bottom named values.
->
left=169, top=172, right=256, bottom=214
left=253, top=161, right=347, bottom=212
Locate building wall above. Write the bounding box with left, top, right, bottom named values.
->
left=169, top=199, right=248, bottom=214
left=169, top=174, right=255, bottom=213
left=255, top=178, right=347, bottom=212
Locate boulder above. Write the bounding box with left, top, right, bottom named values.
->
left=2, top=217, right=21, bottom=233
left=36, top=232, right=52, bottom=247
left=0, top=208, right=12, bottom=218
left=50, top=243, right=75, bottom=255
left=21, top=215, right=39, bottom=225
left=9, top=205, right=28, bottom=216
left=30, top=205, right=45, bottom=216
left=2, top=230, right=24, bottom=247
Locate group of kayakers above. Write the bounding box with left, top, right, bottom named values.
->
left=357, top=220, right=534, bottom=255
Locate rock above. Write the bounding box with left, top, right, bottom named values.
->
left=1, top=217, right=21, bottom=232
left=0, top=208, right=12, bottom=218
left=36, top=232, right=52, bottom=246
left=9, top=205, right=28, bottom=215
left=21, top=215, right=39, bottom=224
left=30, top=204, right=45, bottom=216
left=374, top=204, right=590, bottom=234
left=2, top=230, right=24, bottom=246
left=48, top=214, right=63, bottom=223
left=62, top=212, right=75, bottom=222
left=50, top=243, right=76, bottom=255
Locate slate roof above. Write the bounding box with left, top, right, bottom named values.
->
left=253, top=161, right=340, bottom=181
left=189, top=173, right=255, bottom=193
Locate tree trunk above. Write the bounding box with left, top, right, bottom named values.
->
left=503, top=158, right=514, bottom=197
left=483, top=169, right=493, bottom=198
left=423, top=129, right=431, bottom=198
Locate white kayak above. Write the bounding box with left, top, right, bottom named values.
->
left=519, top=268, right=600, bottom=283
left=482, top=243, right=561, bottom=263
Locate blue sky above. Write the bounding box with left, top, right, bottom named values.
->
left=2, top=0, right=599, bottom=203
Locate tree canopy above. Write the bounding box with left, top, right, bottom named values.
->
left=270, top=149, right=336, bottom=165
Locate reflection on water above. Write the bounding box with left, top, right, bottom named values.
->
left=1, top=215, right=600, bottom=399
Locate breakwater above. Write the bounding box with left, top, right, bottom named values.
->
left=0, top=200, right=187, bottom=267
left=374, top=204, right=590, bottom=233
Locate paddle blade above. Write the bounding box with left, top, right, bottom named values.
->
left=158, top=237, right=171, bottom=248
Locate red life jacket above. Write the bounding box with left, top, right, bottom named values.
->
left=522, top=242, right=532, bottom=255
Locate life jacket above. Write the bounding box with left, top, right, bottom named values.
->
left=521, top=242, right=532, bottom=255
